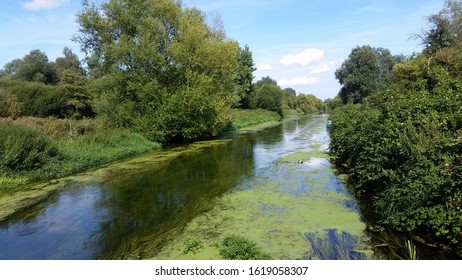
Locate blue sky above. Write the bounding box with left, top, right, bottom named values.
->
left=0, top=0, right=445, bottom=100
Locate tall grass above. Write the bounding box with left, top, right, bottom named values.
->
left=229, top=109, right=281, bottom=130
left=0, top=118, right=160, bottom=189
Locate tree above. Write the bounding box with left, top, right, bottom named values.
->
left=283, top=87, right=297, bottom=109
left=255, top=83, right=283, bottom=116
left=2, top=50, right=58, bottom=84
left=419, top=0, right=462, bottom=54
left=59, top=69, right=93, bottom=119
left=296, top=93, right=324, bottom=114
left=255, top=76, right=278, bottom=88
left=335, top=45, right=403, bottom=104
left=235, top=45, right=256, bottom=109
left=55, top=47, right=85, bottom=77
left=74, top=0, right=240, bottom=142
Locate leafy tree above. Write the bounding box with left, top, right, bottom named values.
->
left=59, top=69, right=93, bottom=119
left=335, top=45, right=403, bottom=104
left=324, top=96, right=342, bottom=112
left=255, top=76, right=278, bottom=88
left=74, top=0, right=240, bottom=142
left=296, top=93, right=324, bottom=114
left=55, top=47, right=85, bottom=77
left=3, top=50, right=58, bottom=85
left=418, top=0, right=462, bottom=54
left=255, top=83, right=283, bottom=116
left=283, top=88, right=297, bottom=109
left=235, top=45, right=256, bottom=109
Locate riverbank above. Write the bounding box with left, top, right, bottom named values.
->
left=0, top=109, right=294, bottom=222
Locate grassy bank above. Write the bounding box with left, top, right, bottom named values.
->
left=0, top=117, right=160, bottom=189
left=228, top=109, right=282, bottom=131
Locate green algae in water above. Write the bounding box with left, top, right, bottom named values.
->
left=278, top=151, right=330, bottom=163
left=153, top=155, right=369, bottom=260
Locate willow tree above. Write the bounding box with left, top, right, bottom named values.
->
left=74, top=0, right=240, bottom=142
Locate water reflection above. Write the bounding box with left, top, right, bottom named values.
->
left=93, top=138, right=256, bottom=259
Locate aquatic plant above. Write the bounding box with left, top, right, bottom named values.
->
left=305, top=229, right=367, bottom=260
left=406, top=239, right=417, bottom=260
left=183, top=239, right=202, bottom=254
left=219, top=235, right=271, bottom=260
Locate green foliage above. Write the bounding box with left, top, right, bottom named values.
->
left=335, top=45, right=403, bottom=104
left=324, top=96, right=342, bottom=113
left=3, top=49, right=58, bottom=85
left=183, top=239, right=202, bottom=254
left=0, top=123, right=59, bottom=171
left=0, top=118, right=160, bottom=189
left=255, top=83, right=283, bottom=116
left=74, top=0, right=240, bottom=142
left=296, top=93, right=324, bottom=114
left=58, top=69, right=93, bottom=119
left=236, top=45, right=256, bottom=109
left=0, top=78, right=67, bottom=118
left=219, top=235, right=271, bottom=260
left=57, top=128, right=160, bottom=173
left=0, top=89, right=21, bottom=118
left=283, top=88, right=297, bottom=110
left=55, top=47, right=85, bottom=77
left=329, top=38, right=462, bottom=253
left=229, top=109, right=281, bottom=130
left=419, top=0, right=462, bottom=54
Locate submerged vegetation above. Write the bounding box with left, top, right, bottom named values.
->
left=219, top=235, right=271, bottom=260
left=329, top=0, right=462, bottom=257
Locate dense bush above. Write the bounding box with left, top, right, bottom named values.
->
left=0, top=89, right=21, bottom=118
left=329, top=50, right=462, bottom=253
left=329, top=3, right=462, bottom=255
left=0, top=123, right=59, bottom=171
left=0, top=79, right=67, bottom=118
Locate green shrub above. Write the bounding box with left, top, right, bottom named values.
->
left=0, top=79, right=66, bottom=118
left=219, top=235, right=271, bottom=260
left=0, top=123, right=59, bottom=171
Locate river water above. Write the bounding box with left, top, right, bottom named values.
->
left=0, top=114, right=371, bottom=260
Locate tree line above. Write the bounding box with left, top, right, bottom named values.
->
left=328, top=0, right=462, bottom=257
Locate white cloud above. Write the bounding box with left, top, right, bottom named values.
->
left=310, top=62, right=335, bottom=74
left=257, top=64, right=273, bottom=70
left=280, top=48, right=324, bottom=66
left=22, top=0, right=68, bottom=11
left=277, top=77, right=319, bottom=87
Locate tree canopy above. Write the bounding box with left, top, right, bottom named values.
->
left=74, top=0, right=240, bottom=142
left=335, top=45, right=404, bottom=104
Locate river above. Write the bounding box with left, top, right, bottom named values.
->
left=0, top=114, right=372, bottom=260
